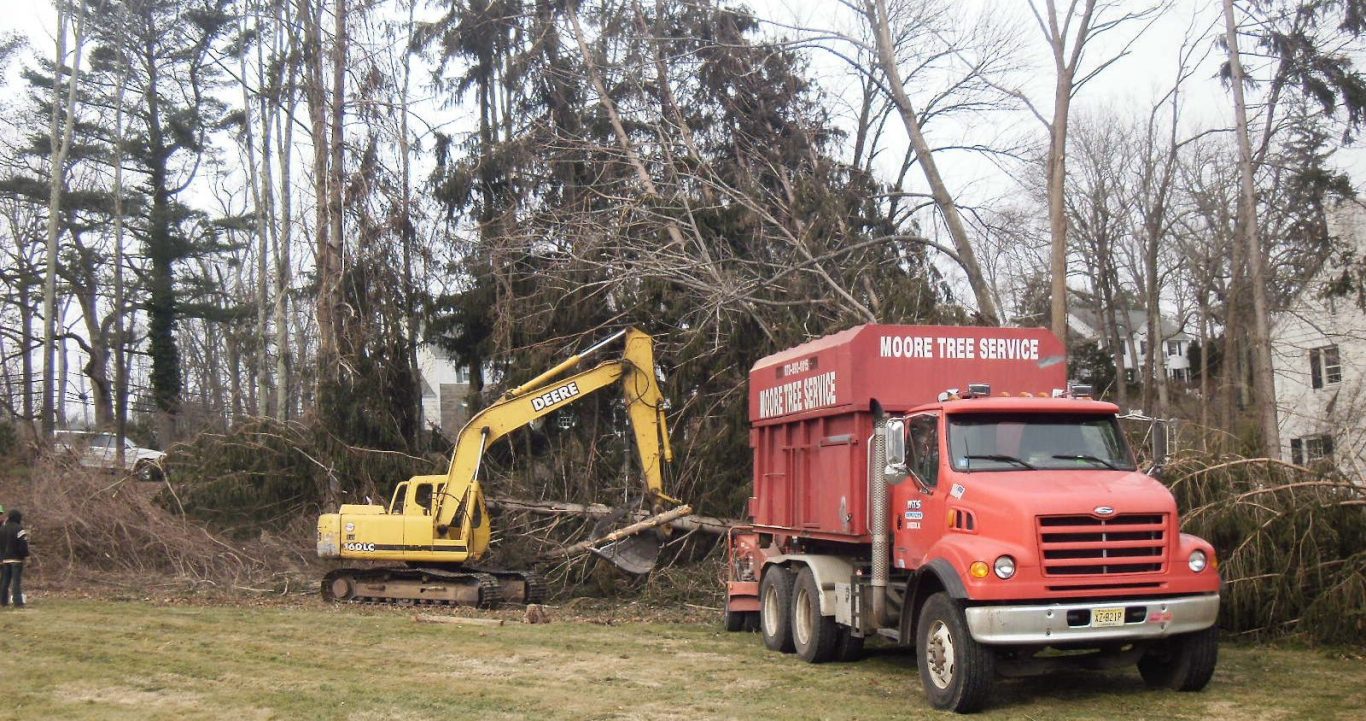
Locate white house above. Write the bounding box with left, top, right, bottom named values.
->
left=1271, top=201, right=1366, bottom=469
left=416, top=343, right=473, bottom=438
left=1069, top=306, right=1194, bottom=382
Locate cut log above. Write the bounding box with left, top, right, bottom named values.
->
left=489, top=497, right=734, bottom=535
left=544, top=504, right=695, bottom=560
left=414, top=614, right=506, bottom=627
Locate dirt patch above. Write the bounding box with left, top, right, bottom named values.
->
left=60, top=684, right=203, bottom=709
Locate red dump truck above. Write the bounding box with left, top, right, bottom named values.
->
left=723, top=324, right=1220, bottom=712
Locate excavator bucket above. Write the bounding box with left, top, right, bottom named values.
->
left=591, top=534, right=660, bottom=575
left=586, top=502, right=663, bottom=574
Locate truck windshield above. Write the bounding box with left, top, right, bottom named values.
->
left=947, top=413, right=1136, bottom=472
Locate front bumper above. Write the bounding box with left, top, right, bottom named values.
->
left=964, top=593, right=1219, bottom=645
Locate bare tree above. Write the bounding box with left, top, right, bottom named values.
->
left=1222, top=0, right=1280, bottom=456
left=41, top=0, right=86, bottom=435
left=986, top=1, right=1162, bottom=338
left=1065, top=113, right=1134, bottom=404
left=862, top=0, right=999, bottom=325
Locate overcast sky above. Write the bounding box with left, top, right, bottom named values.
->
left=8, top=0, right=1360, bottom=189
left=5, top=0, right=1364, bottom=300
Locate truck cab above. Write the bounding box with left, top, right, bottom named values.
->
left=887, top=394, right=1217, bottom=605
left=724, top=325, right=1220, bottom=713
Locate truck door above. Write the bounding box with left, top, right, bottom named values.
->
left=893, top=413, right=943, bottom=569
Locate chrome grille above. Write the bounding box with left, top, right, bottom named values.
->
left=1036, top=513, right=1167, bottom=576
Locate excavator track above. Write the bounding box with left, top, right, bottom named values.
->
left=469, top=568, right=547, bottom=605
left=322, top=567, right=502, bottom=608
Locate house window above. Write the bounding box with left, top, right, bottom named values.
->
left=1309, top=346, right=1342, bottom=389
left=1166, top=341, right=1181, bottom=357
left=1290, top=435, right=1334, bottom=465
left=1139, top=340, right=1149, bottom=356
left=454, top=365, right=471, bottom=385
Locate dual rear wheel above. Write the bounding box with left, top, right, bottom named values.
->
left=758, top=565, right=863, bottom=663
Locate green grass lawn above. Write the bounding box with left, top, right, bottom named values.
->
left=0, top=598, right=1361, bottom=720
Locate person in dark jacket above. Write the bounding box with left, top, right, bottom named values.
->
left=0, top=509, right=30, bottom=608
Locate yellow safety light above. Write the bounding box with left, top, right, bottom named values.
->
left=969, top=561, right=990, bottom=579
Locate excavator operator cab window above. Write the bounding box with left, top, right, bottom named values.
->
left=389, top=482, right=409, bottom=514
left=413, top=483, right=434, bottom=515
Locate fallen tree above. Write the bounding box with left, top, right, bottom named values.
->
left=544, top=504, right=697, bottom=561
left=489, top=497, right=735, bottom=536
left=1166, top=452, right=1366, bottom=645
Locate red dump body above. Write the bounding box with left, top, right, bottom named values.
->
left=747, top=324, right=1067, bottom=541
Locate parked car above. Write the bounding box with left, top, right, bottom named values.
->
left=52, top=430, right=166, bottom=480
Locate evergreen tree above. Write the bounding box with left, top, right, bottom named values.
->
left=83, top=0, right=236, bottom=440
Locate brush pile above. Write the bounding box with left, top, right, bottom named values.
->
left=1166, top=453, right=1366, bottom=644
left=160, top=416, right=443, bottom=531
left=9, top=458, right=313, bottom=592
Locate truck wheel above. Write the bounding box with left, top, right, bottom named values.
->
left=833, top=627, right=865, bottom=662
left=760, top=566, right=795, bottom=653
left=723, top=597, right=745, bottom=632
left=1138, top=625, right=1218, bottom=691
left=791, top=566, right=838, bottom=663
left=916, top=592, right=995, bottom=713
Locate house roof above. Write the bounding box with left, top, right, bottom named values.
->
left=1069, top=306, right=1191, bottom=342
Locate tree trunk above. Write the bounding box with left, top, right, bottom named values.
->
left=241, top=4, right=272, bottom=418
left=112, top=44, right=130, bottom=462
left=56, top=331, right=68, bottom=426
left=400, top=0, right=420, bottom=446
left=866, top=0, right=999, bottom=325
left=20, top=298, right=35, bottom=430
left=1047, top=74, right=1072, bottom=340
left=489, top=497, right=733, bottom=535
left=75, top=287, right=112, bottom=427
left=301, top=0, right=337, bottom=409
left=1198, top=293, right=1210, bottom=446
left=42, top=0, right=85, bottom=437
left=1222, top=0, right=1281, bottom=458
left=275, top=0, right=298, bottom=420
left=328, top=0, right=346, bottom=363
left=145, top=40, right=182, bottom=444
left=544, top=504, right=695, bottom=560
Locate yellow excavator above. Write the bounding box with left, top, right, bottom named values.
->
left=317, top=328, right=676, bottom=607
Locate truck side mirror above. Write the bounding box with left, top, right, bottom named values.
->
left=883, top=419, right=909, bottom=479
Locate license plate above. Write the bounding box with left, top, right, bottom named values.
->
left=1092, top=607, right=1125, bottom=627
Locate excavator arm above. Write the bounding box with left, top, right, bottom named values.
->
left=431, top=328, right=676, bottom=555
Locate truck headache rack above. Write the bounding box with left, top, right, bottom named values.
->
left=1036, top=513, right=1168, bottom=575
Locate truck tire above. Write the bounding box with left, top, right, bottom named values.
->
left=791, top=566, right=838, bottom=663
left=833, top=627, right=865, bottom=662
left=723, top=597, right=747, bottom=632
left=760, top=565, right=795, bottom=653
left=135, top=461, right=164, bottom=482
left=916, top=592, right=995, bottom=713
left=1138, top=625, right=1218, bottom=691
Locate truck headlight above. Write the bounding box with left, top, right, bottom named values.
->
left=1188, top=549, right=1208, bottom=573
left=993, top=555, right=1016, bottom=579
